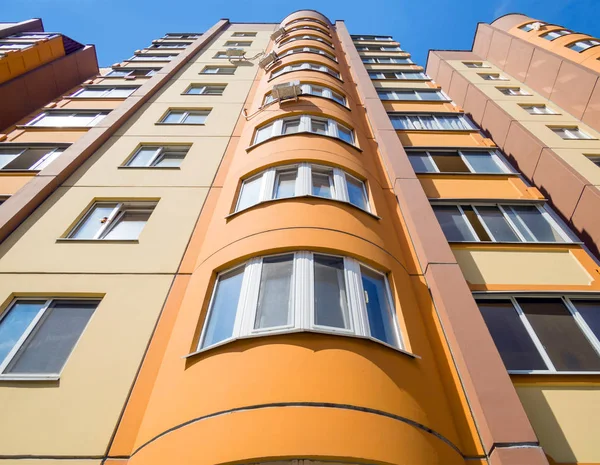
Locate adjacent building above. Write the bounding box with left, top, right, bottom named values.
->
left=0, top=9, right=598, bottom=465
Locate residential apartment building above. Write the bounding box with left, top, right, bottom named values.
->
left=0, top=9, right=598, bottom=465
left=0, top=19, right=99, bottom=131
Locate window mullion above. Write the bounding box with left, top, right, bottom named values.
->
left=457, top=204, right=481, bottom=241
left=563, top=297, right=600, bottom=358
left=295, top=251, right=312, bottom=330
left=148, top=147, right=163, bottom=167
left=298, top=163, right=311, bottom=196
left=300, top=115, right=309, bottom=133
left=426, top=151, right=440, bottom=173
left=457, top=150, right=477, bottom=173
left=333, top=168, right=348, bottom=202
left=94, top=204, right=121, bottom=240
left=329, top=120, right=339, bottom=138
left=260, top=169, right=275, bottom=202
left=471, top=205, right=497, bottom=241
left=498, top=205, right=528, bottom=242
left=238, top=258, right=263, bottom=336
left=345, top=257, right=369, bottom=337
left=0, top=299, right=51, bottom=374
left=538, top=205, right=571, bottom=243
left=273, top=119, right=283, bottom=137
left=512, top=297, right=557, bottom=372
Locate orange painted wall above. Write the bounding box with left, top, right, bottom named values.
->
left=108, top=12, right=486, bottom=465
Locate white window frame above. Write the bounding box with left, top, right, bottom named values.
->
left=540, top=30, right=571, bottom=41
left=279, top=35, right=334, bottom=48
left=129, top=54, right=177, bottom=61
left=224, top=40, right=252, bottom=47
left=0, top=298, right=99, bottom=380
left=389, top=113, right=476, bottom=131
left=432, top=202, right=572, bottom=243
left=475, top=294, right=600, bottom=374
left=150, top=42, right=189, bottom=49
left=369, top=71, right=428, bottom=80
left=124, top=145, right=189, bottom=168
left=70, top=86, right=138, bottom=98
left=463, top=61, right=490, bottom=68
left=159, top=109, right=210, bottom=124
left=377, top=89, right=449, bottom=101
left=164, top=33, right=200, bottom=39
left=67, top=201, right=157, bottom=240
left=271, top=61, right=339, bottom=79
left=26, top=111, right=108, bottom=128
left=479, top=73, right=509, bottom=81
left=357, top=45, right=401, bottom=52
left=362, top=57, right=413, bottom=64
left=282, top=46, right=336, bottom=61
left=352, top=35, right=394, bottom=42
left=567, top=39, right=600, bottom=52
left=184, top=84, right=227, bottom=95
left=235, top=162, right=370, bottom=213
left=197, top=252, right=404, bottom=352
left=498, top=87, right=532, bottom=96
left=232, top=32, right=257, bottom=37
left=286, top=26, right=331, bottom=37
left=201, top=66, right=236, bottom=75
left=253, top=115, right=354, bottom=145
left=0, top=146, right=66, bottom=171
left=106, top=68, right=157, bottom=78
left=520, top=104, right=557, bottom=115
left=407, top=149, right=512, bottom=174
left=264, top=83, right=345, bottom=106
left=551, top=126, right=594, bottom=140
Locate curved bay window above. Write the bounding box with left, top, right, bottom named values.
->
left=253, top=115, right=354, bottom=145
left=271, top=61, right=339, bottom=79
left=235, top=162, right=370, bottom=213
left=264, top=82, right=346, bottom=106
left=199, top=252, right=404, bottom=351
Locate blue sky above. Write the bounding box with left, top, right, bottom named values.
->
left=3, top=0, right=599, bottom=68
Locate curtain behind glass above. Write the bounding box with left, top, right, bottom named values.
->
left=254, top=255, right=294, bottom=329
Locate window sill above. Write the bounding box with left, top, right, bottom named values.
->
left=184, top=328, right=419, bottom=360
left=509, top=371, right=600, bottom=376
left=0, top=170, right=39, bottom=175
left=226, top=194, right=380, bottom=220
left=247, top=132, right=362, bottom=153
left=16, top=125, right=93, bottom=130
left=448, top=241, right=582, bottom=246
left=0, top=374, right=60, bottom=382
left=69, top=97, right=129, bottom=101
left=381, top=99, right=453, bottom=103
left=56, top=238, right=140, bottom=243
left=155, top=122, right=206, bottom=126
left=394, top=128, right=479, bottom=134
left=416, top=171, right=518, bottom=177
left=371, top=78, right=431, bottom=82
left=118, top=166, right=181, bottom=170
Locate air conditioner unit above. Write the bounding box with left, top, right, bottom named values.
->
left=272, top=81, right=302, bottom=101
left=271, top=27, right=287, bottom=41
left=259, top=51, right=278, bottom=69
left=226, top=48, right=246, bottom=58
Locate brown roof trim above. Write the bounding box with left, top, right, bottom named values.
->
left=0, top=19, right=230, bottom=244
left=336, top=20, right=546, bottom=464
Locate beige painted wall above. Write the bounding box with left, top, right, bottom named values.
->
left=0, top=23, right=274, bottom=457
left=452, top=248, right=592, bottom=286
left=444, top=58, right=600, bottom=190
left=516, top=385, right=600, bottom=463
left=0, top=273, right=173, bottom=455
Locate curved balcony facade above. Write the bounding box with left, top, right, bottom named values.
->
left=110, top=10, right=484, bottom=465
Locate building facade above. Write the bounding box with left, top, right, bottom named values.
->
left=0, top=9, right=598, bottom=465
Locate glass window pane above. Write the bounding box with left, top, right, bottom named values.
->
left=255, top=123, right=273, bottom=143
left=462, top=206, right=491, bottom=241
left=5, top=301, right=96, bottom=374
left=183, top=112, right=207, bottom=124
left=102, top=210, right=151, bottom=240
left=283, top=119, right=300, bottom=134
left=310, top=120, right=328, bottom=135
left=476, top=206, right=520, bottom=242
left=0, top=301, right=45, bottom=367
left=108, top=88, right=135, bottom=98
left=519, top=298, right=600, bottom=371
left=312, top=171, right=333, bottom=198
left=433, top=205, right=476, bottom=241
left=186, top=86, right=205, bottom=95
left=128, top=147, right=159, bottom=167
left=237, top=175, right=262, bottom=211
left=77, top=88, right=107, bottom=97
left=571, top=300, right=600, bottom=342
left=154, top=154, right=184, bottom=167
left=314, top=255, right=350, bottom=329
left=509, top=205, right=565, bottom=242
left=346, top=175, right=368, bottom=210
left=254, top=255, right=294, bottom=329
left=202, top=267, right=244, bottom=348
left=360, top=267, right=397, bottom=346
left=163, top=112, right=184, bottom=123
left=420, top=91, right=444, bottom=101
left=71, top=204, right=117, bottom=239
left=462, top=152, right=504, bottom=173
left=0, top=150, right=21, bottom=169
left=477, top=299, right=547, bottom=371
left=274, top=170, right=297, bottom=199
left=337, top=125, right=353, bottom=144
left=408, top=152, right=436, bottom=173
